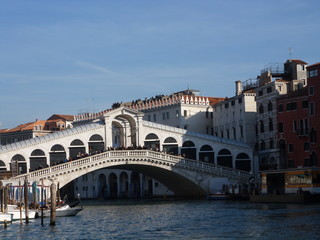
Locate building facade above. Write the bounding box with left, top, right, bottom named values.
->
left=255, top=59, right=307, bottom=170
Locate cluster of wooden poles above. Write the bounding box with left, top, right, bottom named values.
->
left=0, top=177, right=59, bottom=227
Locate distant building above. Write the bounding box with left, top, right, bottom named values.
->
left=124, top=89, right=225, bottom=135
left=0, top=114, right=74, bottom=146
left=255, top=59, right=308, bottom=170
left=212, top=81, right=257, bottom=148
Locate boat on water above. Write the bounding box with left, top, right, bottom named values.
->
left=38, top=204, right=83, bottom=217
left=0, top=213, right=13, bottom=223
left=7, top=205, right=37, bottom=221
left=207, top=192, right=229, bottom=200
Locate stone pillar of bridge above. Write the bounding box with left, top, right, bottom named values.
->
left=103, top=115, right=113, bottom=149
left=134, top=114, right=144, bottom=148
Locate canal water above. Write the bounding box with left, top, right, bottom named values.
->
left=1, top=199, right=320, bottom=240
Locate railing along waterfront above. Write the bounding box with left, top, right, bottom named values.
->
left=11, top=150, right=250, bottom=182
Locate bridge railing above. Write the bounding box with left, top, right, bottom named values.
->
left=11, top=150, right=250, bottom=182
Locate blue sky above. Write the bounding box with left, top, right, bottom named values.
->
left=1, top=0, right=320, bottom=129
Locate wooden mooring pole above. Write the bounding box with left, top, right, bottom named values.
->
left=19, top=180, right=22, bottom=224
left=24, top=177, right=29, bottom=224
left=50, top=183, right=56, bottom=226
left=41, top=179, right=44, bottom=226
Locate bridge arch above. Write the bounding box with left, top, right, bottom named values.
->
left=0, top=160, right=6, bottom=171
left=217, top=149, right=232, bottom=168
left=162, top=137, right=178, bottom=155
left=98, top=173, right=107, bottom=199
left=119, top=171, right=129, bottom=198
left=50, top=144, right=67, bottom=166
left=235, top=153, right=251, bottom=172
left=69, top=139, right=86, bottom=159
left=109, top=172, right=118, bottom=198
left=88, top=134, right=104, bottom=153
left=181, top=140, right=196, bottom=160
left=30, top=149, right=47, bottom=171
left=144, top=133, right=160, bottom=150
left=199, top=145, right=214, bottom=164
left=10, top=154, right=27, bottom=175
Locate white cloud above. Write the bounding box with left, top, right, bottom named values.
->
left=75, top=61, right=116, bottom=74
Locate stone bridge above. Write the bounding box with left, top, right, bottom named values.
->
left=0, top=107, right=254, bottom=197
left=10, top=150, right=250, bottom=197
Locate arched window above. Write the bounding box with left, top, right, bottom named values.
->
left=309, top=102, right=315, bottom=116
left=268, top=100, right=273, bottom=111
left=217, top=149, right=232, bottom=168
left=269, top=138, right=274, bottom=149
left=89, top=134, right=103, bottom=141
left=259, top=103, right=264, bottom=114
left=269, top=118, right=273, bottom=131
left=235, top=153, right=251, bottom=172
left=70, top=139, right=85, bottom=146
left=260, top=120, right=264, bottom=133
left=0, top=160, right=6, bottom=172
left=182, top=141, right=195, bottom=147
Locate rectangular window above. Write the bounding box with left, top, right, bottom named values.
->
left=148, top=115, right=151, bottom=121
left=176, top=110, right=179, bottom=118
left=293, top=120, right=297, bottom=132
left=308, top=69, right=318, bottom=78
left=153, top=114, right=157, bottom=122
left=278, top=104, right=283, bottom=112
left=302, top=100, right=308, bottom=108
left=267, top=87, right=272, bottom=93
left=309, top=86, right=315, bottom=96
left=304, top=142, right=310, bottom=151
left=162, top=112, right=166, bottom=120
left=184, top=110, right=187, bottom=117
left=288, top=144, right=294, bottom=152
left=278, top=122, right=284, bottom=133
left=166, top=112, right=170, bottom=119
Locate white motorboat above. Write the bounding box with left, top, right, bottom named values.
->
left=39, top=204, right=83, bottom=217
left=0, top=213, right=13, bottom=223
left=7, top=205, right=37, bottom=221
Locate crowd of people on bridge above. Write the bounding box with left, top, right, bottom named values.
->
left=30, top=145, right=181, bottom=172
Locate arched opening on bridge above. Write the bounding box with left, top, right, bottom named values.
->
left=130, top=172, right=141, bottom=198
left=89, top=134, right=104, bottom=153
left=0, top=160, right=6, bottom=172
left=69, top=139, right=86, bottom=159
left=235, top=153, right=251, bottom=172
left=162, top=137, right=178, bottom=155
left=110, top=110, right=140, bottom=148
left=199, top=145, right=214, bottom=163
left=119, top=171, right=129, bottom=198
left=112, top=122, right=124, bottom=148
left=181, top=140, right=196, bottom=160
left=144, top=133, right=160, bottom=150
left=217, top=149, right=232, bottom=168
left=98, top=173, right=107, bottom=199
left=29, top=149, right=47, bottom=171
left=109, top=172, right=118, bottom=198
left=50, top=144, right=66, bottom=166
left=10, top=154, right=27, bottom=176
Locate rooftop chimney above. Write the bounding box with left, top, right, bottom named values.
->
left=235, top=80, right=242, bottom=96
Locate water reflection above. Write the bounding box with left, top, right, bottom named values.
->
left=1, top=200, right=320, bottom=240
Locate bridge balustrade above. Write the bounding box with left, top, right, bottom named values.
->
left=11, top=150, right=250, bottom=183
